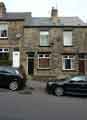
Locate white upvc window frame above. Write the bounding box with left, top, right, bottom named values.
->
left=38, top=53, right=50, bottom=69
left=0, top=23, right=8, bottom=39
left=63, top=31, right=72, bottom=46
left=62, top=55, right=75, bottom=70
left=40, top=31, right=49, bottom=46
left=0, top=48, right=9, bottom=53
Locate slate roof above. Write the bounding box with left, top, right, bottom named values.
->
left=0, top=12, right=86, bottom=26
left=25, top=17, right=86, bottom=26
left=0, top=12, right=29, bottom=20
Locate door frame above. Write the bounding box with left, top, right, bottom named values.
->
left=27, top=52, right=35, bottom=75
left=28, top=58, right=34, bottom=75
left=79, top=54, right=87, bottom=74
left=79, top=60, right=85, bottom=74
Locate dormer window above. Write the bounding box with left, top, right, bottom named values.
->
left=0, top=24, right=8, bottom=39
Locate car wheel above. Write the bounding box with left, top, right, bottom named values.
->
left=54, top=87, right=64, bottom=96
left=9, top=81, right=19, bottom=91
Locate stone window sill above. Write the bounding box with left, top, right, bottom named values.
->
left=37, top=68, right=51, bottom=70
left=62, top=69, right=76, bottom=72
left=0, top=37, right=8, bottom=40
left=39, top=45, right=51, bottom=47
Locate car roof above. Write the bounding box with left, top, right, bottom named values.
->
left=0, top=66, right=17, bottom=71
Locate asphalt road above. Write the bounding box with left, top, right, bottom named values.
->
left=0, top=88, right=87, bottom=120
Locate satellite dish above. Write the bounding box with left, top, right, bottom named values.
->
left=16, top=33, right=22, bottom=39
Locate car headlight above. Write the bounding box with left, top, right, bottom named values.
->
left=48, top=82, right=53, bottom=85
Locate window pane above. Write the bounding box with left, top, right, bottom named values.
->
left=65, top=59, right=71, bottom=69
left=63, top=56, right=75, bottom=70
left=0, top=24, right=8, bottom=30
left=38, top=53, right=50, bottom=68
left=39, top=54, right=43, bottom=58
left=39, top=58, right=49, bottom=68
left=45, top=54, right=49, bottom=57
left=63, top=32, right=72, bottom=46
left=1, top=30, right=7, bottom=37
left=0, top=49, right=2, bottom=52
left=0, top=24, right=8, bottom=38
left=71, top=76, right=85, bottom=81
left=40, top=32, right=48, bottom=46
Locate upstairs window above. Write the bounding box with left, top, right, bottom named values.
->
left=0, top=24, right=8, bottom=38
left=40, top=31, right=49, bottom=46
left=63, top=31, right=72, bottom=46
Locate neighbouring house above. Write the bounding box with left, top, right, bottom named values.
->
left=0, top=2, right=87, bottom=80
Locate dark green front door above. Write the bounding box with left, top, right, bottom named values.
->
left=28, top=58, right=34, bottom=75
left=28, top=52, right=35, bottom=75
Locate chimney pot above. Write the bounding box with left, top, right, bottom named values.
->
left=51, top=7, right=58, bottom=17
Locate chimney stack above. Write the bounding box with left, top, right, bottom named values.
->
left=51, top=7, right=58, bottom=17
left=0, top=1, right=6, bottom=17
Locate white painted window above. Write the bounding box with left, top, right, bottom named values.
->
left=0, top=48, right=9, bottom=53
left=40, top=31, right=49, bottom=46
left=63, top=31, right=72, bottom=46
left=62, top=56, right=75, bottom=70
left=0, top=24, right=8, bottom=38
left=38, top=53, right=50, bottom=68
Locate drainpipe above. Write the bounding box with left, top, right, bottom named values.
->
left=76, top=48, right=79, bottom=74
left=85, top=55, right=87, bottom=75
left=85, top=32, right=87, bottom=75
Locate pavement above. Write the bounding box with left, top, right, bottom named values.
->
left=26, top=80, right=46, bottom=92
left=17, top=80, right=47, bottom=94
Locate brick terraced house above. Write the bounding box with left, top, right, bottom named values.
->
left=0, top=2, right=87, bottom=80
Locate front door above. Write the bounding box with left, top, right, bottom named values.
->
left=28, top=52, right=35, bottom=75
left=28, top=59, right=34, bottom=75
left=79, top=60, right=85, bottom=74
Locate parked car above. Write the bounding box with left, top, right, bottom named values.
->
left=0, top=66, right=27, bottom=91
left=46, top=75, right=87, bottom=96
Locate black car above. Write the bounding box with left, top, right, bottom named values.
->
left=0, top=66, right=27, bottom=91
left=46, top=75, right=87, bottom=96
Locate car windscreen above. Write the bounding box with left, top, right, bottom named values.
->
left=70, top=76, right=86, bottom=81
left=0, top=68, right=16, bottom=75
